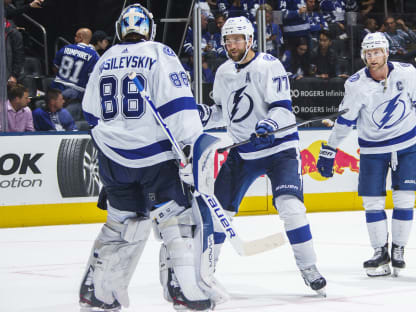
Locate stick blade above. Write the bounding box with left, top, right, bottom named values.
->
left=238, top=232, right=286, bottom=256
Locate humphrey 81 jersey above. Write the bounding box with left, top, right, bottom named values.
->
left=213, top=52, right=299, bottom=160
left=329, top=62, right=416, bottom=154
left=82, top=41, right=202, bottom=168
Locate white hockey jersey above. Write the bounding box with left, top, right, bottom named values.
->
left=82, top=41, right=203, bottom=168
left=212, top=53, right=299, bottom=160
left=328, top=62, right=416, bottom=154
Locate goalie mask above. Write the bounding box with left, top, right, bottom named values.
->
left=360, top=32, right=389, bottom=65
left=115, top=4, right=156, bottom=41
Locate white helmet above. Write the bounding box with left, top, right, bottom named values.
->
left=360, top=32, right=389, bottom=64
left=115, top=4, right=156, bottom=41
left=221, top=16, right=254, bottom=46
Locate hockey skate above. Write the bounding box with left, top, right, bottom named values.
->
left=79, top=265, right=121, bottom=312
left=167, top=268, right=214, bottom=311
left=363, top=243, right=391, bottom=277
left=300, top=265, right=327, bottom=297
left=391, top=243, right=405, bottom=277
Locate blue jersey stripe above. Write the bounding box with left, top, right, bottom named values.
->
left=237, top=132, right=299, bottom=153
left=365, top=210, right=387, bottom=223
left=106, top=139, right=172, bottom=159
left=359, top=124, right=416, bottom=148
left=286, top=224, right=312, bottom=244
left=83, top=111, right=99, bottom=127
left=269, top=100, right=292, bottom=111
left=158, top=97, right=197, bottom=119
left=393, top=208, right=414, bottom=221
left=337, top=116, right=357, bottom=127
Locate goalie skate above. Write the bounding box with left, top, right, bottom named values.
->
left=79, top=266, right=121, bottom=312
left=391, top=243, right=405, bottom=277
left=363, top=243, right=391, bottom=277
left=300, top=265, right=327, bottom=297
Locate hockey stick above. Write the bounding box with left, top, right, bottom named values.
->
left=128, top=72, right=285, bottom=256
left=217, top=108, right=349, bottom=153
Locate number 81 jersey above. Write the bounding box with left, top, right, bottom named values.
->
left=82, top=41, right=203, bottom=168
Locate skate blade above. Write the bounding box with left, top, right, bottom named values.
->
left=392, top=267, right=401, bottom=277
left=80, top=307, right=120, bottom=312
left=366, top=264, right=391, bottom=277
left=315, top=287, right=327, bottom=298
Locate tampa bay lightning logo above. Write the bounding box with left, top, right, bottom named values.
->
left=228, top=86, right=253, bottom=123
left=263, top=54, right=276, bottom=61
left=163, top=46, right=175, bottom=57
left=372, top=93, right=406, bottom=129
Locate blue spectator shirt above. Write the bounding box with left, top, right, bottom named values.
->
left=384, top=29, right=416, bottom=55
left=53, top=43, right=99, bottom=92
left=319, top=0, right=346, bottom=24
left=32, top=107, right=77, bottom=131
left=183, top=26, right=212, bottom=56
left=279, top=0, right=311, bottom=38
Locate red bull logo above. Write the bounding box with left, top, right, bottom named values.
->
left=301, top=140, right=359, bottom=181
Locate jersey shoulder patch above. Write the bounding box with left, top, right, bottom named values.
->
left=263, top=54, right=277, bottom=61
left=348, top=73, right=360, bottom=82
left=163, top=45, right=176, bottom=57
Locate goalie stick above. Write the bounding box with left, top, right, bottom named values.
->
left=128, top=72, right=285, bottom=256
left=217, top=108, right=349, bottom=153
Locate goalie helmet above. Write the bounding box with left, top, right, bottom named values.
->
left=221, top=16, right=254, bottom=46
left=115, top=4, right=156, bottom=41
left=360, top=32, right=389, bottom=64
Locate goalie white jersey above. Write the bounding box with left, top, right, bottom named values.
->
left=212, top=52, right=298, bottom=160
left=329, top=62, right=416, bottom=154
left=82, top=41, right=202, bottom=167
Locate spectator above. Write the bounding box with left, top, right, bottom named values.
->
left=32, top=88, right=76, bottom=131
left=281, top=37, right=310, bottom=79
left=211, top=13, right=228, bottom=68
left=383, top=16, right=416, bottom=63
left=217, top=0, right=258, bottom=22
left=182, top=55, right=215, bottom=84
left=183, top=12, right=213, bottom=57
left=199, top=0, right=214, bottom=20
left=305, top=0, right=328, bottom=49
left=5, top=19, right=25, bottom=82
left=360, top=17, right=378, bottom=41
left=253, top=3, right=283, bottom=57
left=279, top=0, right=311, bottom=50
left=310, top=30, right=337, bottom=79
left=4, top=0, right=43, bottom=21
left=3, top=83, right=34, bottom=132
left=51, top=28, right=99, bottom=102
left=91, top=30, right=111, bottom=56
left=319, top=0, right=347, bottom=40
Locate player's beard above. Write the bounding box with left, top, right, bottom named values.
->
left=228, top=49, right=246, bottom=62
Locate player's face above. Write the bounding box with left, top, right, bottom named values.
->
left=225, top=34, right=248, bottom=62
left=74, top=31, right=82, bottom=43
left=365, top=48, right=387, bottom=71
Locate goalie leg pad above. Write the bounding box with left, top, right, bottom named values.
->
left=80, top=211, right=151, bottom=309
left=154, top=200, right=213, bottom=310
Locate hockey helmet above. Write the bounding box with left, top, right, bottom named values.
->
left=221, top=16, right=254, bottom=46
left=360, top=32, right=389, bottom=64
left=115, top=4, right=156, bottom=41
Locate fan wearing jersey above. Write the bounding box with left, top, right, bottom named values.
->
left=79, top=4, right=223, bottom=311
left=197, top=16, right=327, bottom=296
left=317, top=32, right=416, bottom=277
left=51, top=28, right=99, bottom=101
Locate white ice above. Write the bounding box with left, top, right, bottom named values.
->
left=2, top=210, right=416, bottom=312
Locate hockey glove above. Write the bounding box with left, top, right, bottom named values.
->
left=178, top=145, right=194, bottom=186
left=250, top=119, right=278, bottom=150
left=317, top=143, right=337, bottom=178
left=197, top=104, right=212, bottom=127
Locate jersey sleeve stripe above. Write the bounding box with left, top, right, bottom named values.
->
left=358, top=124, right=416, bottom=148
left=269, top=100, right=292, bottom=111
left=337, top=115, right=357, bottom=127
left=158, top=97, right=197, bottom=119
left=83, top=111, right=99, bottom=127
left=105, top=139, right=172, bottom=159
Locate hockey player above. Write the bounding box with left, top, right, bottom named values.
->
left=79, top=4, right=222, bottom=311
left=197, top=16, right=327, bottom=295
left=317, top=32, right=416, bottom=277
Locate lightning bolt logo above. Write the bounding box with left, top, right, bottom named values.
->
left=229, top=86, right=254, bottom=123
left=379, top=93, right=400, bottom=129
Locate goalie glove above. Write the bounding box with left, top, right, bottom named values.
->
left=250, top=118, right=278, bottom=150
left=197, top=104, right=212, bottom=127
left=178, top=145, right=194, bottom=186
left=317, top=143, right=337, bottom=178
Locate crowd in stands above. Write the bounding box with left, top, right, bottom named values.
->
left=2, top=0, right=416, bottom=133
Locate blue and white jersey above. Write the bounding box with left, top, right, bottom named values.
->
left=319, top=0, right=346, bottom=24
left=279, top=0, right=310, bottom=38
left=328, top=62, right=416, bottom=154
left=53, top=43, right=99, bottom=91
left=212, top=53, right=299, bottom=160
left=82, top=41, right=203, bottom=168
